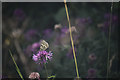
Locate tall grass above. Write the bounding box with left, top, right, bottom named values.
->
left=9, top=50, right=24, bottom=80
left=107, top=1, right=113, bottom=79
left=64, top=0, right=80, bottom=78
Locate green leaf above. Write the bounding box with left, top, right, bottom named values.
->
left=48, top=75, right=56, bottom=80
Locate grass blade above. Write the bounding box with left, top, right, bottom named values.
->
left=9, top=50, right=24, bottom=80
left=64, top=0, right=80, bottom=78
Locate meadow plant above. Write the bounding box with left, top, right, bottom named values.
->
left=32, top=50, right=53, bottom=64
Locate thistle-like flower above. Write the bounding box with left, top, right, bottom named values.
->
left=32, top=50, right=53, bottom=64
left=87, top=68, right=97, bottom=78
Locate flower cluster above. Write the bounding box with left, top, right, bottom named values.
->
left=32, top=50, right=53, bottom=64
left=97, top=13, right=118, bottom=33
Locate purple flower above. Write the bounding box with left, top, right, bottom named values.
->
left=104, top=13, right=110, bottom=19
left=87, top=68, right=97, bottom=78
left=13, top=8, right=26, bottom=21
left=113, top=15, right=118, bottom=22
left=33, top=54, right=38, bottom=61
left=32, top=50, right=53, bottom=64
left=104, top=13, right=118, bottom=23
left=61, top=27, right=68, bottom=33
left=75, top=17, right=91, bottom=26
left=24, top=29, right=38, bottom=41
left=88, top=68, right=96, bottom=75
left=59, top=27, right=69, bottom=38
left=46, top=51, right=53, bottom=60
left=32, top=42, right=40, bottom=50
left=25, top=42, right=40, bottom=57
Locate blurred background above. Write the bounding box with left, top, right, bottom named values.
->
left=2, top=2, right=119, bottom=78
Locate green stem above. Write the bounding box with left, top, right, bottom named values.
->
left=107, top=1, right=113, bottom=79
left=44, top=63, right=49, bottom=80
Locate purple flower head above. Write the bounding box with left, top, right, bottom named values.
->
left=25, top=42, right=40, bottom=57
left=104, top=13, right=118, bottom=23
left=46, top=51, right=53, bottom=60
left=61, top=27, right=68, bottom=33
left=75, top=17, right=91, bottom=27
left=32, top=50, right=53, bottom=64
left=32, top=42, right=40, bottom=50
left=104, top=13, right=111, bottom=19
left=59, top=27, right=68, bottom=38
left=24, top=29, right=38, bottom=41
left=113, top=15, right=118, bottom=22
left=88, top=53, right=97, bottom=61
left=87, top=68, right=97, bottom=78
left=13, top=8, right=26, bottom=21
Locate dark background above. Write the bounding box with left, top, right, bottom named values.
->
left=2, top=2, right=119, bottom=78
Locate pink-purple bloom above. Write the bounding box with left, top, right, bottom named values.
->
left=32, top=42, right=40, bottom=50
left=101, top=13, right=118, bottom=33
left=33, top=54, right=38, bottom=61
left=13, top=8, right=26, bottom=21
left=87, top=68, right=97, bottom=78
left=104, top=13, right=111, bottom=19
left=32, top=50, right=53, bottom=64
left=75, top=17, right=92, bottom=26
left=104, top=13, right=118, bottom=23
left=61, top=27, right=68, bottom=33
left=25, top=42, right=40, bottom=57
